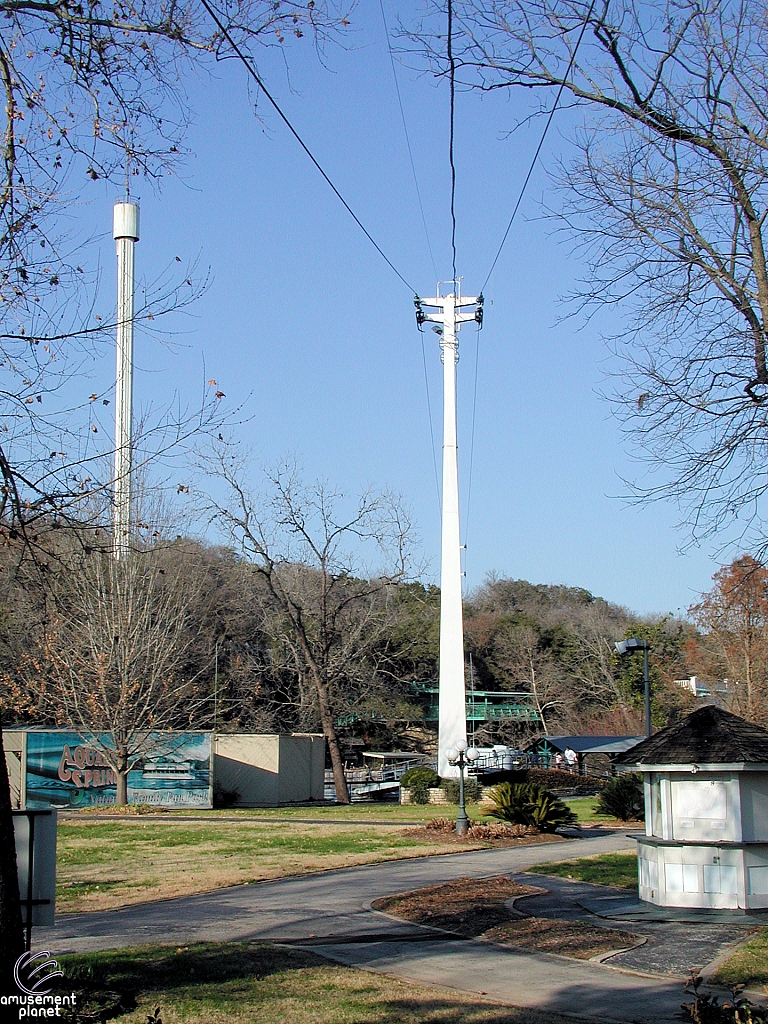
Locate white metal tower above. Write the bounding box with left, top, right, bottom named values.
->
left=112, top=199, right=140, bottom=560
left=415, top=284, right=483, bottom=776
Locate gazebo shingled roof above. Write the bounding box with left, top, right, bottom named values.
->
left=614, top=704, right=768, bottom=766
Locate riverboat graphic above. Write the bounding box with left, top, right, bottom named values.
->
left=24, top=731, right=212, bottom=808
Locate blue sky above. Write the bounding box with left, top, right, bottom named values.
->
left=76, top=0, right=730, bottom=616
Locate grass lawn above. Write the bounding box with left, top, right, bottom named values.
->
left=56, top=818, right=490, bottom=913
left=711, top=928, right=768, bottom=988
left=56, top=942, right=576, bottom=1024
left=560, top=797, right=617, bottom=824
left=526, top=852, right=639, bottom=890
left=67, top=801, right=483, bottom=822
left=70, top=797, right=622, bottom=825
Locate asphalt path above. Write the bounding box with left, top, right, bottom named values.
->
left=36, top=830, right=701, bottom=1023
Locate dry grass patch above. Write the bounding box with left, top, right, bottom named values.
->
left=374, top=875, right=640, bottom=961
left=57, top=819, right=489, bottom=913
left=711, top=927, right=768, bottom=987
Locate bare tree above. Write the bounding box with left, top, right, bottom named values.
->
left=490, top=623, right=569, bottom=734
left=412, top=0, right=768, bottom=544
left=0, top=0, right=347, bottom=537
left=10, top=543, right=209, bottom=803
left=0, top=0, right=349, bottom=952
left=198, top=448, right=416, bottom=803
left=565, top=604, right=641, bottom=731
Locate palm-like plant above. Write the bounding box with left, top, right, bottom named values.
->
left=485, top=782, right=577, bottom=833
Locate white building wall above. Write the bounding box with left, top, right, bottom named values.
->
left=214, top=734, right=281, bottom=806
left=214, top=733, right=325, bottom=807
left=740, top=774, right=768, bottom=842
left=637, top=770, right=768, bottom=910
left=638, top=838, right=745, bottom=910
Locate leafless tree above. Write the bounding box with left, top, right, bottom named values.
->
left=0, top=0, right=347, bottom=540
left=198, top=447, right=416, bottom=803
left=490, top=623, right=570, bottom=734
left=565, top=604, right=640, bottom=730
left=411, top=0, right=768, bottom=545
left=10, top=542, right=210, bottom=803
left=0, top=0, right=349, bottom=952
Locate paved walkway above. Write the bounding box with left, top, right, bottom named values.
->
left=517, top=872, right=756, bottom=977
left=35, top=831, right=745, bottom=1024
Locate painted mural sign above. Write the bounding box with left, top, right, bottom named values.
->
left=25, top=731, right=212, bottom=809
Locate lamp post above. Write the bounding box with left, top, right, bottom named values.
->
left=446, top=739, right=479, bottom=835
left=614, top=638, right=651, bottom=739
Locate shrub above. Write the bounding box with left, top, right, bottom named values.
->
left=400, top=766, right=440, bottom=804
left=597, top=774, right=644, bottom=821
left=485, top=781, right=578, bottom=833
left=441, top=777, right=482, bottom=804
left=681, top=971, right=768, bottom=1023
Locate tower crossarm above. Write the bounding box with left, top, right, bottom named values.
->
left=415, top=293, right=483, bottom=333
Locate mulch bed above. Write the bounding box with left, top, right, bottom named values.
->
left=373, top=876, right=538, bottom=937
left=403, top=817, right=568, bottom=847
left=373, top=875, right=640, bottom=960
left=485, top=917, right=639, bottom=959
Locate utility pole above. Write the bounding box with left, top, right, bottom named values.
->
left=112, top=199, right=140, bottom=560
left=415, top=283, right=483, bottom=776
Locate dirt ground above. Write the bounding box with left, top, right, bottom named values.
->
left=373, top=875, right=640, bottom=960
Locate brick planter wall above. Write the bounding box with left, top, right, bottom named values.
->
left=401, top=786, right=488, bottom=805
left=400, top=787, right=450, bottom=805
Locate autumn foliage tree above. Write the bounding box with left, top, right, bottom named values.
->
left=688, top=556, right=768, bottom=727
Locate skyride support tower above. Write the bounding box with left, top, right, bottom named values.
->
left=415, top=283, right=483, bottom=777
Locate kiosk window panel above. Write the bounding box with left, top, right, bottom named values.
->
left=720, top=865, right=738, bottom=894
left=639, top=857, right=659, bottom=890
left=683, top=864, right=699, bottom=892
left=672, top=780, right=727, bottom=817
left=665, top=863, right=684, bottom=892
left=748, top=866, right=768, bottom=895
left=703, top=865, right=719, bottom=892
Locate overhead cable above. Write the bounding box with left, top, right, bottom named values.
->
left=447, top=0, right=458, bottom=282
left=481, top=0, right=598, bottom=292
left=199, top=0, right=417, bottom=294
left=379, top=0, right=439, bottom=283
left=378, top=0, right=441, bottom=513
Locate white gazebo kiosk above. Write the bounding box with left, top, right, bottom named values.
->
left=616, top=705, right=768, bottom=911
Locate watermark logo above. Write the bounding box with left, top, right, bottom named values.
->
left=13, top=951, right=64, bottom=996
left=3, top=951, right=75, bottom=1019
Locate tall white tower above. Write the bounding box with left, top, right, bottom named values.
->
left=112, top=199, right=140, bottom=560
left=415, top=284, right=483, bottom=776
